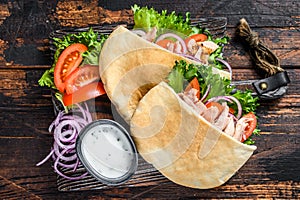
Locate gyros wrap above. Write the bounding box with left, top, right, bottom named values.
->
left=130, top=81, right=256, bottom=189
left=99, top=26, right=256, bottom=189
left=99, top=26, right=229, bottom=123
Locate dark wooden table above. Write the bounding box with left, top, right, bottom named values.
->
left=0, top=1, right=299, bottom=199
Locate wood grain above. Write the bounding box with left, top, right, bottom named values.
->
left=1, top=68, right=298, bottom=195
left=0, top=0, right=299, bottom=199
left=55, top=0, right=133, bottom=27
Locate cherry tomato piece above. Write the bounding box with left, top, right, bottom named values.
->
left=205, top=102, right=224, bottom=113
left=240, top=112, right=257, bottom=142
left=64, top=65, right=100, bottom=95
left=62, top=81, right=106, bottom=106
left=185, top=77, right=200, bottom=99
left=189, top=33, right=208, bottom=42
left=54, top=43, right=88, bottom=93
left=156, top=39, right=174, bottom=49
left=229, top=107, right=235, bottom=115
left=185, top=33, right=208, bottom=48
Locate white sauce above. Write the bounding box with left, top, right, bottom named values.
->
left=81, top=124, right=134, bottom=179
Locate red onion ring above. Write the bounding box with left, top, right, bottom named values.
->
left=179, top=53, right=202, bottom=63
left=228, top=113, right=238, bottom=122
left=58, top=129, right=76, bottom=143
left=206, top=96, right=233, bottom=104
left=36, top=149, right=54, bottom=167
left=131, top=29, right=146, bottom=37
left=53, top=141, right=77, bottom=161
left=155, top=32, right=187, bottom=54
left=54, top=147, right=78, bottom=169
left=53, top=148, right=89, bottom=180
left=225, top=96, right=243, bottom=119
left=216, top=58, right=232, bottom=80
left=54, top=120, right=81, bottom=146
left=200, top=85, right=211, bottom=102
left=36, top=102, right=93, bottom=180
left=76, top=103, right=92, bottom=123
left=206, top=95, right=242, bottom=119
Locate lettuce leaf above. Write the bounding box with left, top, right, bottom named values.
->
left=38, top=28, right=107, bottom=89
left=38, top=67, right=55, bottom=89
left=132, top=4, right=195, bottom=35
left=132, top=5, right=229, bottom=70
left=167, top=60, right=259, bottom=114
left=167, top=60, right=229, bottom=100
left=167, top=60, right=260, bottom=144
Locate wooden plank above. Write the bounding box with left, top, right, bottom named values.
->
left=53, top=0, right=300, bottom=28
left=0, top=134, right=298, bottom=198
left=0, top=1, right=299, bottom=67
left=224, top=27, right=300, bottom=69
left=125, top=181, right=300, bottom=199
left=55, top=1, right=133, bottom=27
left=99, top=0, right=300, bottom=28
left=0, top=26, right=299, bottom=69
left=0, top=0, right=299, bottom=198
left=1, top=68, right=299, bottom=134
left=0, top=176, right=42, bottom=200
left=0, top=67, right=299, bottom=195
left=0, top=25, right=299, bottom=69
left=0, top=77, right=298, bottom=194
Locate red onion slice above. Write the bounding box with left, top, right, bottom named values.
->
left=76, top=103, right=92, bottom=123
left=228, top=113, right=238, bottom=122
left=36, top=149, right=54, bottom=167
left=36, top=102, right=93, bottom=180
left=200, top=85, right=211, bottom=102
left=54, top=120, right=81, bottom=145
left=53, top=142, right=77, bottom=161
left=225, top=96, right=243, bottom=119
left=53, top=148, right=89, bottom=181
left=58, top=129, right=76, bottom=143
left=216, top=58, right=232, bottom=79
left=155, top=32, right=187, bottom=54
left=206, top=95, right=242, bottom=119
left=206, top=96, right=233, bottom=104
left=131, top=29, right=146, bottom=37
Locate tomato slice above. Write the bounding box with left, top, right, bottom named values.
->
left=240, top=112, right=257, bottom=142
left=229, top=107, right=235, bottom=114
left=206, top=102, right=223, bottom=113
left=62, top=82, right=106, bottom=106
left=185, top=33, right=208, bottom=48
left=185, top=77, right=200, bottom=99
left=189, top=33, right=208, bottom=42
left=64, top=64, right=100, bottom=95
left=156, top=39, right=174, bottom=49
left=54, top=43, right=88, bottom=93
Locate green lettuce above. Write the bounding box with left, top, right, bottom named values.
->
left=167, top=60, right=260, bottom=144
left=132, top=4, right=194, bottom=35
left=132, top=5, right=229, bottom=69
left=38, top=28, right=107, bottom=89
left=167, top=60, right=259, bottom=116
left=167, top=60, right=231, bottom=100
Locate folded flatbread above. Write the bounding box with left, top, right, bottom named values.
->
left=99, top=26, right=230, bottom=123
left=130, top=81, right=256, bottom=189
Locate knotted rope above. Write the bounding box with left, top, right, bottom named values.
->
left=236, top=18, right=284, bottom=76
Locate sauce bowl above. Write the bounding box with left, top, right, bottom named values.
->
left=76, top=119, right=138, bottom=185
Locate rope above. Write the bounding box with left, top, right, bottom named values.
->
left=236, top=18, right=284, bottom=76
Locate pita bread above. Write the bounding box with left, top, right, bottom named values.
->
left=130, top=81, right=256, bottom=189
left=99, top=26, right=230, bottom=123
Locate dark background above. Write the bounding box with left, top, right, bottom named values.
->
left=0, top=0, right=299, bottom=199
